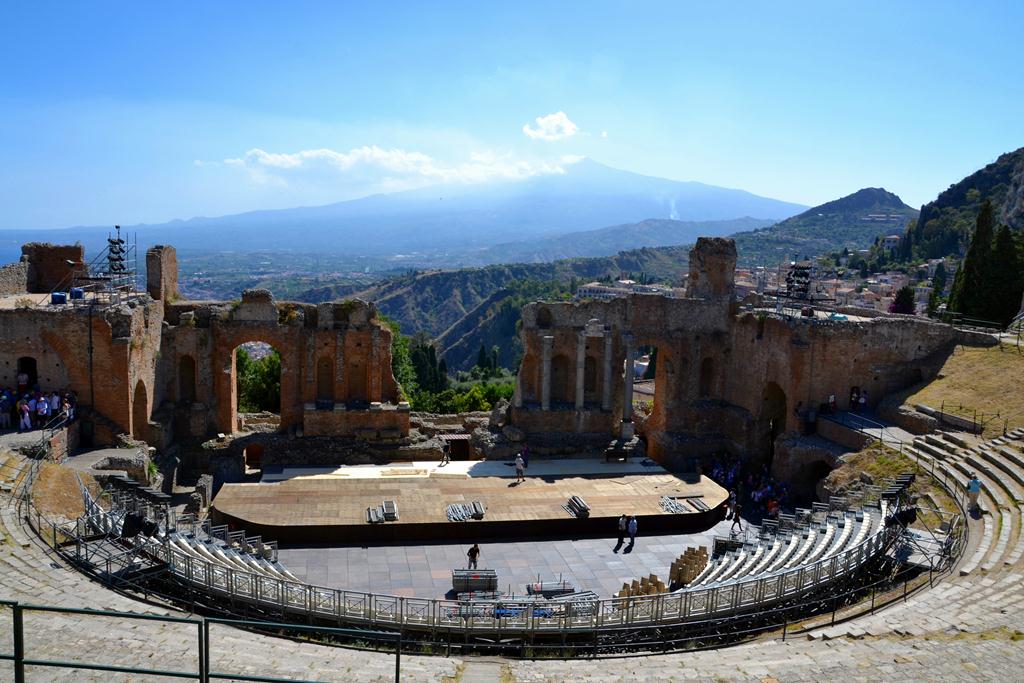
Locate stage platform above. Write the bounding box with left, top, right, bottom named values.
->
left=212, top=458, right=728, bottom=544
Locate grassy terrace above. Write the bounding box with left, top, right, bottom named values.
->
left=829, top=442, right=959, bottom=529
left=906, top=343, right=1024, bottom=437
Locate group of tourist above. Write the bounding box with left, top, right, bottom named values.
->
left=848, top=387, right=869, bottom=413
left=702, top=451, right=792, bottom=528
left=0, top=386, right=77, bottom=433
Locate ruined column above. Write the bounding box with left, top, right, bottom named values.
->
left=575, top=331, right=586, bottom=410
left=541, top=335, right=554, bottom=411
left=622, top=333, right=635, bottom=421
left=602, top=331, right=612, bottom=411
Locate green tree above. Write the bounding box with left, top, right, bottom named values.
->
left=382, top=316, right=416, bottom=399
left=890, top=286, right=916, bottom=314
left=948, top=200, right=995, bottom=318
left=989, top=224, right=1024, bottom=326
left=932, top=261, right=947, bottom=293
left=235, top=347, right=281, bottom=413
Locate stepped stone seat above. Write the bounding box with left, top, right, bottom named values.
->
left=913, top=438, right=949, bottom=461
left=925, top=434, right=957, bottom=453
left=941, top=432, right=970, bottom=448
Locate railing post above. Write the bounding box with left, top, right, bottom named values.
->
left=13, top=603, right=25, bottom=683
left=394, top=630, right=402, bottom=682
left=199, top=618, right=209, bottom=683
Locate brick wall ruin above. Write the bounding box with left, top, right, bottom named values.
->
left=0, top=243, right=408, bottom=448
left=510, top=237, right=966, bottom=471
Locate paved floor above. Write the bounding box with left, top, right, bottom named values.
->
left=278, top=520, right=737, bottom=598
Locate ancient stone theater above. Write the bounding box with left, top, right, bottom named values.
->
left=2, top=234, right=1019, bottom=677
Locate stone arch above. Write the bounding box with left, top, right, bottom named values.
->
left=699, top=357, right=715, bottom=398
left=550, top=353, right=572, bottom=404
left=536, top=307, right=553, bottom=329
left=132, top=379, right=149, bottom=442
left=316, top=356, right=334, bottom=402
left=230, top=341, right=283, bottom=434
left=178, top=355, right=197, bottom=403
left=792, top=459, right=834, bottom=505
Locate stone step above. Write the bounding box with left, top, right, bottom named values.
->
left=977, top=450, right=1024, bottom=497
left=941, top=432, right=970, bottom=449
left=924, top=434, right=957, bottom=453
left=913, top=438, right=950, bottom=461
left=960, top=513, right=994, bottom=576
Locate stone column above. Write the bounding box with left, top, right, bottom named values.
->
left=575, top=331, right=586, bottom=410
left=602, top=332, right=612, bottom=411
left=541, top=335, right=554, bottom=411
left=622, top=333, right=635, bottom=421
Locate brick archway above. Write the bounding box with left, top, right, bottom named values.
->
left=213, top=327, right=302, bottom=436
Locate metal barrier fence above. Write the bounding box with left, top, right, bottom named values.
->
left=0, top=600, right=401, bottom=683
left=65, top=504, right=902, bottom=636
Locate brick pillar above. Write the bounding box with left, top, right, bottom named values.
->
left=602, top=332, right=612, bottom=411
left=622, top=333, right=635, bottom=422
left=575, top=331, right=586, bottom=410
left=541, top=335, right=553, bottom=411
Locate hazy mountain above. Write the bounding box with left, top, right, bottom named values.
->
left=0, top=159, right=805, bottom=264
left=471, top=216, right=773, bottom=264
left=730, top=188, right=918, bottom=266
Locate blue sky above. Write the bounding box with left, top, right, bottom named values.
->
left=1, top=1, right=1022, bottom=229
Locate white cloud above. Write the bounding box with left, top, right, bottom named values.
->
left=220, top=145, right=577, bottom=190
left=600, top=130, right=608, bottom=139
left=522, top=111, right=579, bottom=141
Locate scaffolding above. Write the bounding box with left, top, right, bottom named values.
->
left=45, top=225, right=142, bottom=308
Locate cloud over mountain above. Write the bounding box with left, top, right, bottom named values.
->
left=220, top=145, right=576, bottom=189
left=522, top=111, right=579, bottom=141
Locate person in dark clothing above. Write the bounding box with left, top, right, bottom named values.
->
left=731, top=503, right=743, bottom=534
left=467, top=544, right=481, bottom=569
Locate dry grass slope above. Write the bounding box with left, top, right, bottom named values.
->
left=906, top=344, right=1024, bottom=436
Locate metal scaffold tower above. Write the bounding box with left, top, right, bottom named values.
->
left=66, top=225, right=141, bottom=307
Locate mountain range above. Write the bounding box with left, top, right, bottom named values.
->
left=0, top=158, right=806, bottom=265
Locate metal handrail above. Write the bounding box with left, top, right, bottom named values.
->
left=147, top=508, right=899, bottom=634
left=0, top=600, right=401, bottom=683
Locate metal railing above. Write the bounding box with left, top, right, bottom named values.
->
left=0, top=600, right=401, bottom=683
left=139, top=512, right=901, bottom=635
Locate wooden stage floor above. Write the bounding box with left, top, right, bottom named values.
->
left=212, top=459, right=728, bottom=544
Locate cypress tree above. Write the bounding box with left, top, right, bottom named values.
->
left=948, top=200, right=995, bottom=318
left=989, top=224, right=1024, bottom=326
